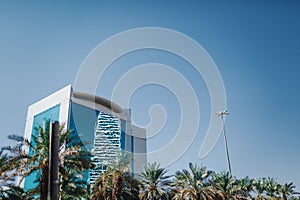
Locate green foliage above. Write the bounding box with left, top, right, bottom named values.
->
left=173, top=162, right=215, bottom=200
left=278, top=182, right=297, bottom=200
left=91, top=153, right=140, bottom=200
left=0, top=121, right=93, bottom=200
left=212, top=171, right=238, bottom=200
left=139, top=162, right=172, bottom=200
left=1, top=126, right=299, bottom=200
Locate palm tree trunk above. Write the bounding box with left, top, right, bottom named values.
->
left=283, top=194, right=287, bottom=200
left=112, top=175, right=122, bottom=200
left=40, top=163, right=49, bottom=200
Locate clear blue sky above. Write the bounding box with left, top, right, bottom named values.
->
left=0, top=1, right=299, bottom=188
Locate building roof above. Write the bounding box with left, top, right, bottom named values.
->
left=72, top=91, right=123, bottom=113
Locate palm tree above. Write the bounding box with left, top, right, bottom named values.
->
left=264, top=177, right=280, bottom=199
left=0, top=185, right=28, bottom=200
left=139, top=162, right=172, bottom=200
left=59, top=168, right=90, bottom=200
left=0, top=149, right=9, bottom=182
left=278, top=182, right=297, bottom=200
left=0, top=135, right=29, bottom=185
left=91, top=153, right=139, bottom=200
left=1, top=149, right=27, bottom=200
left=235, top=176, right=254, bottom=199
left=91, top=172, right=111, bottom=200
left=253, top=178, right=267, bottom=200
left=1, top=121, right=93, bottom=200
left=1, top=147, right=32, bottom=198
left=213, top=171, right=238, bottom=200
left=173, top=162, right=216, bottom=200
left=58, top=127, right=94, bottom=200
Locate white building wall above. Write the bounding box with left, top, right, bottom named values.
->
left=131, top=125, right=147, bottom=174
left=24, top=85, right=72, bottom=141
left=21, top=85, right=72, bottom=187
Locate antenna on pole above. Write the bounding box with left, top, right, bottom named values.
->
left=215, top=110, right=232, bottom=175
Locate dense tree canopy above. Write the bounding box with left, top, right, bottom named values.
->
left=0, top=123, right=299, bottom=200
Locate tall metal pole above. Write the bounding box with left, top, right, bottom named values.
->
left=216, top=111, right=232, bottom=175
left=50, top=121, right=60, bottom=200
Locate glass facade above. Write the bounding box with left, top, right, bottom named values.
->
left=89, top=112, right=121, bottom=185
left=69, top=102, right=130, bottom=186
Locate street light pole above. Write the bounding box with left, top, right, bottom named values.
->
left=216, top=110, right=232, bottom=175
left=50, top=121, right=60, bottom=200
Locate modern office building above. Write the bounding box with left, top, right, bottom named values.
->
left=22, top=85, right=147, bottom=190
